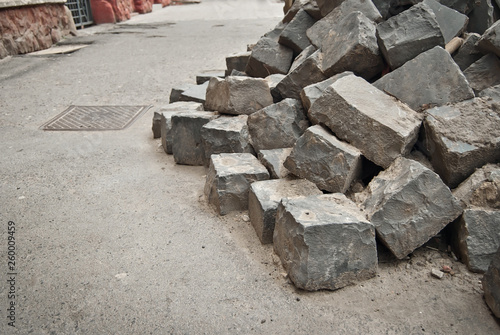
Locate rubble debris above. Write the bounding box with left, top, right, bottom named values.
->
left=478, top=20, right=500, bottom=58
left=196, top=71, right=225, bottom=85
left=225, top=51, right=251, bottom=76
left=205, top=76, right=274, bottom=115
left=201, top=115, right=254, bottom=166
left=284, top=125, right=364, bottom=193
left=245, top=37, right=294, bottom=77
left=453, top=33, right=484, bottom=70
left=273, top=193, right=377, bottom=291
left=463, top=54, right=500, bottom=95
left=483, top=246, right=500, bottom=318
left=171, top=111, right=217, bottom=166
left=374, top=46, right=475, bottom=111
left=258, top=148, right=293, bottom=179
left=169, top=83, right=193, bottom=103
left=248, top=179, right=322, bottom=244
left=178, top=81, right=209, bottom=104
left=308, top=74, right=421, bottom=169
left=467, top=0, right=496, bottom=35
left=279, top=9, right=316, bottom=54
left=204, top=153, right=269, bottom=215
left=423, top=0, right=469, bottom=44
left=300, top=71, right=353, bottom=113
left=361, top=157, right=463, bottom=259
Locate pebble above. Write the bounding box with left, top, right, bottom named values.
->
left=431, top=268, right=444, bottom=279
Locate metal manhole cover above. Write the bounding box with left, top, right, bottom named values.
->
left=41, top=105, right=151, bottom=131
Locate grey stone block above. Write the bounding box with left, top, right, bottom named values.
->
left=300, top=71, right=353, bottom=113
left=361, top=157, right=463, bottom=259
left=376, top=2, right=445, bottom=70
left=152, top=112, right=162, bottom=139
left=247, top=98, right=310, bottom=152
left=437, top=0, right=476, bottom=14
left=258, top=148, right=293, bottom=179
left=284, top=125, right=364, bottom=193
left=205, top=76, right=274, bottom=115
left=467, top=0, right=496, bottom=35
left=245, top=37, right=294, bottom=78
left=274, top=50, right=326, bottom=100
left=263, top=21, right=288, bottom=42
left=483, top=246, right=500, bottom=318
left=478, top=20, right=500, bottom=58
left=307, top=0, right=382, bottom=49
left=178, top=81, right=209, bottom=105
left=225, top=51, right=251, bottom=77
left=419, top=98, right=500, bottom=188
left=204, top=153, right=270, bottom=215
left=248, top=179, right=322, bottom=244
left=453, top=33, right=484, bottom=71
left=316, top=0, right=343, bottom=17
left=279, top=9, right=316, bottom=54
left=452, top=209, right=500, bottom=272
left=374, top=46, right=475, bottom=111
left=464, top=54, right=500, bottom=95
left=453, top=164, right=500, bottom=210
left=288, top=45, right=317, bottom=73
left=169, top=83, right=193, bottom=103
left=201, top=115, right=254, bottom=166
left=283, top=0, right=321, bottom=22
left=479, top=84, right=500, bottom=101
left=196, top=71, right=225, bottom=85
left=321, top=11, right=384, bottom=80
left=423, top=0, right=468, bottom=44
left=273, top=193, right=377, bottom=291
left=309, top=74, right=422, bottom=169
left=171, top=111, right=218, bottom=166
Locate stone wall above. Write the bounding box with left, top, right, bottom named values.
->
left=0, top=3, right=75, bottom=59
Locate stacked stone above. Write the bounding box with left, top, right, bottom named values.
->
left=153, top=0, right=500, bottom=297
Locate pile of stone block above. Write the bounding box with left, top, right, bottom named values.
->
left=152, top=0, right=500, bottom=306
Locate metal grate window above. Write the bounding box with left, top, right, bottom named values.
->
left=65, top=0, right=93, bottom=28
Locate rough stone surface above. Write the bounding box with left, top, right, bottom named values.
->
left=258, top=148, right=293, bottom=179
left=205, top=76, right=274, bottom=115
left=247, top=98, right=310, bottom=152
left=245, top=37, right=294, bottom=77
left=169, top=83, right=193, bottom=103
left=464, top=54, right=500, bottom=95
left=273, top=193, right=378, bottom=291
left=453, top=33, right=484, bottom=71
left=423, top=0, right=468, bottom=44
left=171, top=111, right=217, bottom=166
left=478, top=20, right=500, bottom=58
left=374, top=46, right=475, bottom=111
left=225, top=51, right=251, bottom=76
left=480, top=84, right=500, bottom=101
left=196, top=71, right=225, bottom=85
left=284, top=125, right=364, bottom=193
left=204, top=153, right=270, bottom=215
left=152, top=112, right=162, bottom=139
left=307, top=0, right=382, bottom=49
left=0, top=4, right=74, bottom=58
left=467, top=0, right=495, bottom=35
left=288, top=45, right=317, bottom=74
left=284, top=0, right=321, bottom=22
left=452, top=209, right=500, bottom=272
left=376, top=2, right=445, bottom=70
left=438, top=0, right=476, bottom=14
left=361, top=157, right=463, bottom=259
left=453, top=164, right=500, bottom=210
left=178, top=81, right=209, bottom=104
left=201, top=115, right=254, bottom=166
left=279, top=9, right=316, bottom=54
left=274, top=50, right=326, bottom=100
left=248, top=179, right=322, bottom=244
left=483, top=246, right=500, bottom=318
left=419, top=98, right=500, bottom=188
left=300, top=71, right=353, bottom=112
left=321, top=11, right=383, bottom=80
left=309, top=74, right=422, bottom=169
left=316, top=0, right=342, bottom=17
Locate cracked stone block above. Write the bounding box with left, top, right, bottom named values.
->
left=483, top=246, right=500, bottom=318
left=464, top=54, right=500, bottom=95
left=204, top=153, right=270, bottom=215
left=300, top=71, right=353, bottom=113
left=245, top=37, right=294, bottom=78
left=307, top=0, right=382, bottom=49
left=171, top=111, right=218, bottom=166
left=200, top=115, right=254, bottom=166
left=423, top=0, right=468, bottom=44
left=419, top=98, right=500, bottom=188
left=273, top=193, right=377, bottom=291
left=361, top=157, right=463, bottom=259
left=225, top=51, right=251, bottom=76
left=309, top=74, right=422, bottom=169
left=178, top=81, right=209, bottom=104
left=274, top=49, right=326, bottom=100
left=279, top=9, right=316, bottom=54
left=453, top=33, right=484, bottom=71
left=376, top=2, right=445, bottom=70
left=284, top=125, right=363, bottom=193
left=452, top=209, right=500, bottom=272
left=247, top=98, right=310, bottom=152
left=258, top=148, right=293, bottom=179
left=467, top=0, right=496, bottom=35
left=479, top=20, right=500, bottom=58
left=321, top=11, right=384, bottom=79
left=248, top=179, right=322, bottom=244
left=374, top=46, right=474, bottom=111
left=205, top=76, right=274, bottom=115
